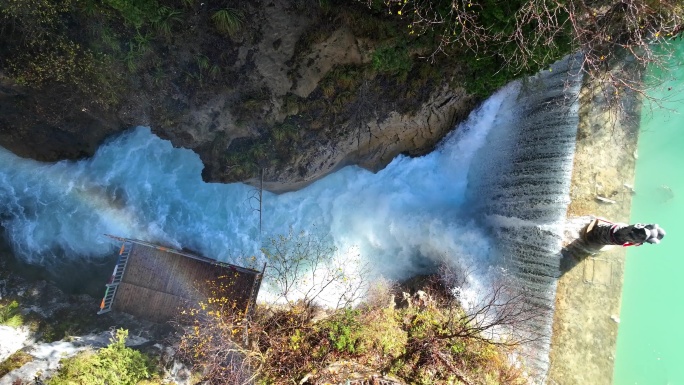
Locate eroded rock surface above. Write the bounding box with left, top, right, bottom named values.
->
left=0, top=0, right=473, bottom=192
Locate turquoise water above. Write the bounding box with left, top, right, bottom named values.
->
left=614, top=40, right=684, bottom=385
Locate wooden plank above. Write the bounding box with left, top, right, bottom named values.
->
left=114, top=283, right=190, bottom=323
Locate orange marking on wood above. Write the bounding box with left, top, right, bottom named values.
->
left=119, top=244, right=125, bottom=255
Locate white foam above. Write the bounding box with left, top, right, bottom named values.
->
left=0, top=84, right=519, bottom=304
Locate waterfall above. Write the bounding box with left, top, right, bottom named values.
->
left=466, top=54, right=583, bottom=379
left=0, top=55, right=582, bottom=381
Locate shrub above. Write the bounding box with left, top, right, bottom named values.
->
left=47, top=329, right=152, bottom=385
left=359, top=308, right=407, bottom=358
left=179, top=241, right=527, bottom=384
left=1, top=0, right=124, bottom=107
left=322, top=308, right=362, bottom=354
left=151, top=6, right=182, bottom=37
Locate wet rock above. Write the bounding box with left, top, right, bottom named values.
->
left=0, top=326, right=31, bottom=362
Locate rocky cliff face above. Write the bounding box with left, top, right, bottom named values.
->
left=0, top=0, right=475, bottom=192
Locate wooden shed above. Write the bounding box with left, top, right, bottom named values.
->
left=98, top=235, right=264, bottom=324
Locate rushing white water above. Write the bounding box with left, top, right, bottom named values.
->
left=467, top=54, right=583, bottom=380
left=0, top=84, right=516, bottom=287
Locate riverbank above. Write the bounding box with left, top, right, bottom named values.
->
left=546, top=80, right=640, bottom=384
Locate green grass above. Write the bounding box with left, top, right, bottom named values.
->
left=212, top=8, right=243, bottom=36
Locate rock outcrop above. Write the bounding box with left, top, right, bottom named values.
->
left=0, top=0, right=475, bottom=192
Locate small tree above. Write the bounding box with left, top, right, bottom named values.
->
left=177, top=291, right=264, bottom=385
left=437, top=262, right=548, bottom=346
left=261, top=228, right=369, bottom=309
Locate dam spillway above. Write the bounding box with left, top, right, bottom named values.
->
left=466, top=54, right=583, bottom=379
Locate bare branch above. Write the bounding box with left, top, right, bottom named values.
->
left=260, top=228, right=369, bottom=309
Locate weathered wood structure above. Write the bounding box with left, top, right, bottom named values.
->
left=98, top=235, right=264, bottom=323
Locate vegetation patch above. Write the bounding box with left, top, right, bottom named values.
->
left=322, top=308, right=364, bottom=354
left=212, top=8, right=244, bottom=37
left=47, top=329, right=155, bottom=385
left=0, top=350, right=33, bottom=378
left=0, top=0, right=248, bottom=113
left=374, top=0, right=683, bottom=98
left=177, top=233, right=529, bottom=384
left=0, top=299, right=23, bottom=327
left=180, top=286, right=528, bottom=384
left=372, top=43, right=412, bottom=78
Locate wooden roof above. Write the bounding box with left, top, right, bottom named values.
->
left=100, top=236, right=264, bottom=324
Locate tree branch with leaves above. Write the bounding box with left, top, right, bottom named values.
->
left=368, top=0, right=683, bottom=103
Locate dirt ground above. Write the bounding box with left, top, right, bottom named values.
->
left=546, top=86, right=640, bottom=385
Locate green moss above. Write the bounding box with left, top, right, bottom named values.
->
left=27, top=307, right=101, bottom=343
left=0, top=351, right=33, bottom=378
left=0, top=300, right=23, bottom=327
